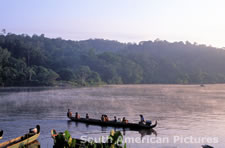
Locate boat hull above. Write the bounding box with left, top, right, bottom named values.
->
left=0, top=130, right=3, bottom=140
left=0, top=125, right=40, bottom=148
left=68, top=117, right=157, bottom=130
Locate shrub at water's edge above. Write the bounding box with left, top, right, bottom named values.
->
left=52, top=130, right=126, bottom=148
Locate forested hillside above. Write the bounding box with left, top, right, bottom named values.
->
left=0, top=33, right=225, bottom=86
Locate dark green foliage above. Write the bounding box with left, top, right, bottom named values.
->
left=0, top=47, right=10, bottom=85
left=32, top=66, right=59, bottom=85
left=53, top=130, right=125, bottom=148
left=74, top=66, right=102, bottom=86
left=1, top=33, right=225, bottom=86
left=58, top=68, right=75, bottom=81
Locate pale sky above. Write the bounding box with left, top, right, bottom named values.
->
left=0, top=0, right=225, bottom=47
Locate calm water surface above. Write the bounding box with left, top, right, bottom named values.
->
left=0, top=85, right=225, bottom=148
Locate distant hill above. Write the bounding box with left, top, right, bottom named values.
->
left=0, top=33, right=225, bottom=86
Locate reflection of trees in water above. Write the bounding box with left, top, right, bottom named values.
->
left=0, top=87, right=59, bottom=93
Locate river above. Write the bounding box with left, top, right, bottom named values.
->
left=0, top=84, right=225, bottom=148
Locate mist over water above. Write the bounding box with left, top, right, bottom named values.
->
left=0, top=85, right=225, bottom=148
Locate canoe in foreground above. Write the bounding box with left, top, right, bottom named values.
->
left=68, top=116, right=157, bottom=130
left=0, top=130, right=3, bottom=140
left=0, top=125, right=40, bottom=148
left=26, top=140, right=40, bottom=148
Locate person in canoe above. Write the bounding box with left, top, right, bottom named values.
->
left=122, top=117, right=128, bottom=124
left=114, top=116, right=117, bottom=122
left=29, top=125, right=40, bottom=134
left=139, top=114, right=145, bottom=124
left=101, top=114, right=109, bottom=122
left=139, top=114, right=152, bottom=126
left=75, top=112, right=80, bottom=119
left=67, top=109, right=72, bottom=118
left=86, top=113, right=89, bottom=119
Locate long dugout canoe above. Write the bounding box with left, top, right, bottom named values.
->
left=68, top=116, right=157, bottom=130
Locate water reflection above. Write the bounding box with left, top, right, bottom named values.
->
left=67, top=120, right=157, bottom=138
left=137, top=129, right=157, bottom=138
left=1, top=85, right=225, bottom=148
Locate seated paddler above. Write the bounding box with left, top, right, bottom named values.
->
left=75, top=112, right=80, bottom=119
left=29, top=125, right=40, bottom=135
left=139, top=114, right=145, bottom=124
left=146, top=120, right=152, bottom=126
left=86, top=113, right=89, bottom=119
left=101, top=114, right=109, bottom=122
left=114, top=116, right=117, bottom=122
left=105, top=115, right=109, bottom=121
left=67, top=109, right=72, bottom=117
left=122, top=117, right=128, bottom=123
left=139, top=114, right=152, bottom=126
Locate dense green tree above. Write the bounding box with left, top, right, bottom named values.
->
left=58, top=68, right=75, bottom=81
left=2, top=67, right=18, bottom=85
left=86, top=71, right=102, bottom=85
left=119, top=59, right=143, bottom=84
left=1, top=33, right=225, bottom=86
left=74, top=66, right=102, bottom=86
left=33, top=66, right=59, bottom=85
left=26, top=67, right=36, bottom=81
left=0, top=47, right=10, bottom=85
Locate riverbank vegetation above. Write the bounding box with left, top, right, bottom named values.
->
left=53, top=130, right=126, bottom=148
left=1, top=32, right=225, bottom=86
